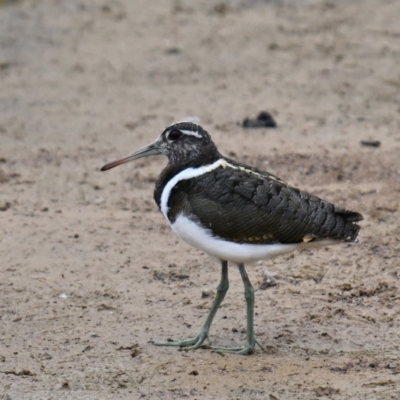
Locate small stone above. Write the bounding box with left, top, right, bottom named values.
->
left=165, top=47, right=181, bottom=55
left=0, top=201, right=11, bottom=211
left=361, top=140, right=381, bottom=148
left=259, top=269, right=277, bottom=290
left=182, top=297, right=191, bottom=305
left=340, top=283, right=352, bottom=291
left=201, top=289, right=215, bottom=298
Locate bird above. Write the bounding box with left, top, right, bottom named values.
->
left=101, top=121, right=363, bottom=355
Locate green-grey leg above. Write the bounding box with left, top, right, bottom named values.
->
left=212, top=263, right=265, bottom=355
left=153, top=260, right=229, bottom=350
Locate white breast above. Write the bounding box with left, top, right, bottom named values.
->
left=170, top=215, right=339, bottom=264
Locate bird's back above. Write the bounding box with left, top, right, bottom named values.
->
left=163, top=157, right=363, bottom=245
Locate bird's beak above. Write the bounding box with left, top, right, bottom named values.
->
left=101, top=142, right=161, bottom=171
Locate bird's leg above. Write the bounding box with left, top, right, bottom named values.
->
left=212, top=263, right=264, bottom=355
left=153, top=260, right=229, bottom=350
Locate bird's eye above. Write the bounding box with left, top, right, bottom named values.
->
left=168, top=129, right=182, bottom=141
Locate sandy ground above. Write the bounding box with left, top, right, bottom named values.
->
left=1, top=0, right=400, bottom=399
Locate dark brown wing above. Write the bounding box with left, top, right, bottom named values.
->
left=167, top=161, right=363, bottom=244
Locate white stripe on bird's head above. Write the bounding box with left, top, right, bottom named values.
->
left=180, top=129, right=201, bottom=138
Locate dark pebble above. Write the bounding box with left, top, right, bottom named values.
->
left=361, top=140, right=381, bottom=148
left=242, top=111, right=277, bottom=128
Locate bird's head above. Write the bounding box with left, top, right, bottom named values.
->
left=101, top=122, right=220, bottom=171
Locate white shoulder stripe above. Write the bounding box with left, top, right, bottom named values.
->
left=160, top=159, right=226, bottom=220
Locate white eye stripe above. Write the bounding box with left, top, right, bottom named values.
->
left=180, top=129, right=202, bottom=138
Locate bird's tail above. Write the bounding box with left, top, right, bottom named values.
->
left=335, top=208, right=363, bottom=242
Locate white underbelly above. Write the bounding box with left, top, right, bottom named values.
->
left=170, top=215, right=339, bottom=264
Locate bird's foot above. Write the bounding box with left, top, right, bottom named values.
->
left=152, top=329, right=209, bottom=351
left=211, top=338, right=265, bottom=355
